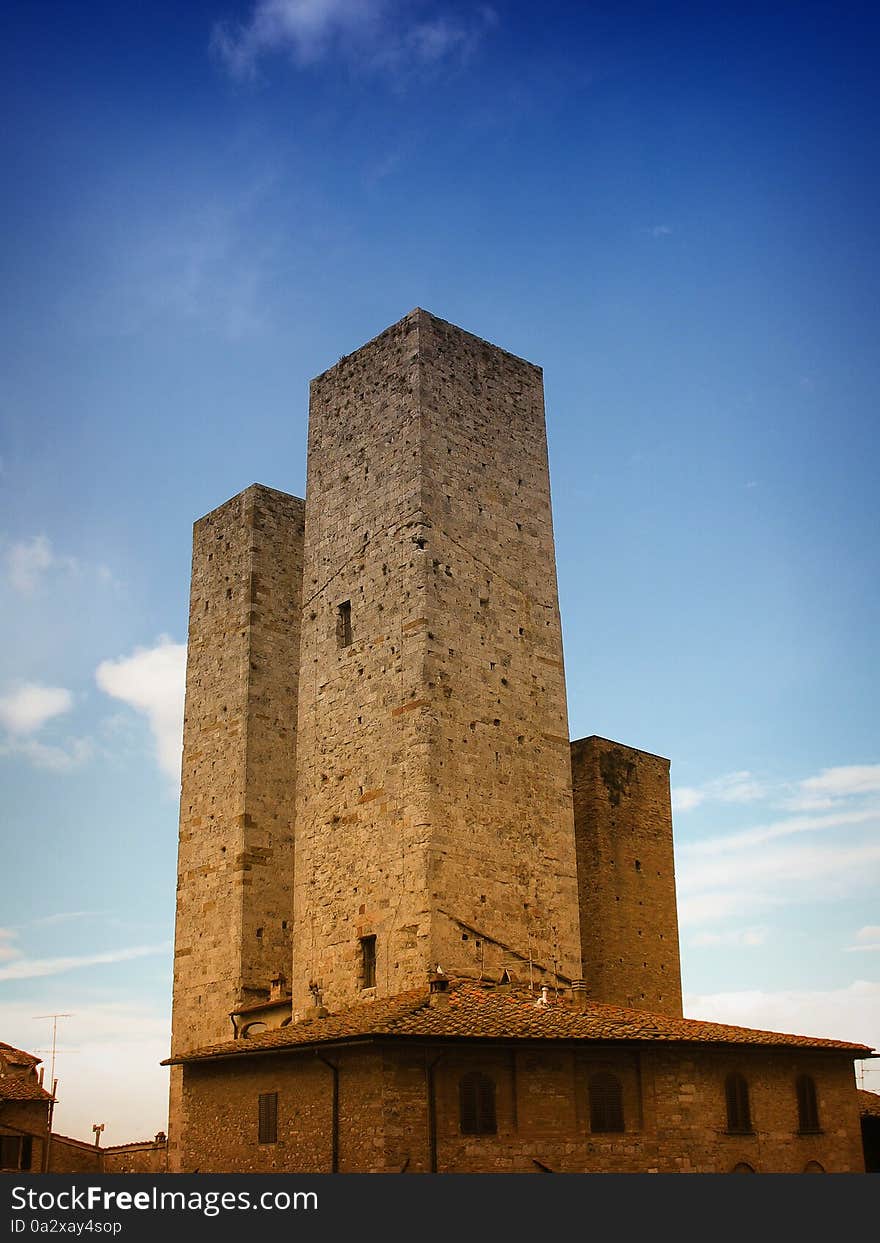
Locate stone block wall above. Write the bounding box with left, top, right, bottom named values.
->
left=292, top=310, right=581, bottom=1014
left=170, top=483, right=304, bottom=1168
left=571, top=736, right=683, bottom=1015
left=176, top=1040, right=864, bottom=1173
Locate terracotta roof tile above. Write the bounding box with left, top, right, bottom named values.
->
left=0, top=1042, right=40, bottom=1067
left=164, top=980, right=874, bottom=1065
left=0, top=1076, right=54, bottom=1102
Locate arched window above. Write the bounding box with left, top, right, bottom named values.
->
left=732, top=1162, right=756, bottom=1173
left=589, top=1072, right=624, bottom=1133
left=241, top=1021, right=267, bottom=1039
left=803, top=1160, right=825, bottom=1173
left=796, top=1075, right=820, bottom=1133
left=459, top=1072, right=496, bottom=1135
left=725, top=1073, right=752, bottom=1133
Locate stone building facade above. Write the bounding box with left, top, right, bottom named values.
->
left=166, top=310, right=871, bottom=1173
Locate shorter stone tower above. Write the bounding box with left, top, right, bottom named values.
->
left=168, top=483, right=304, bottom=1169
left=571, top=736, right=683, bottom=1016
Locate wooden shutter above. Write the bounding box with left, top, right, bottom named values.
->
left=258, top=1091, right=278, bottom=1144
left=589, top=1072, right=625, bottom=1133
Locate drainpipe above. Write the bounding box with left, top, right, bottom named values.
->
left=316, top=1055, right=339, bottom=1172
left=425, top=1053, right=445, bottom=1174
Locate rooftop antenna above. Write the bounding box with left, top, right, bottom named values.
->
left=33, top=1014, right=73, bottom=1089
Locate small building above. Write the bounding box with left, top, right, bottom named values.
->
left=0, top=1042, right=53, bottom=1173
left=164, top=977, right=869, bottom=1173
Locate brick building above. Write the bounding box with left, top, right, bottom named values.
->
left=0, top=1043, right=53, bottom=1174
left=165, top=310, right=872, bottom=1173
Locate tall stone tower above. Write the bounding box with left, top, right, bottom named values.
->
left=571, top=736, right=683, bottom=1016
left=169, top=483, right=304, bottom=1166
left=291, top=309, right=582, bottom=1013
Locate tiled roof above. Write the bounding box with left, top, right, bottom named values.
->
left=858, top=1089, right=880, bottom=1118
left=0, top=1042, right=40, bottom=1067
left=165, top=980, right=874, bottom=1065
left=0, top=1076, right=54, bottom=1102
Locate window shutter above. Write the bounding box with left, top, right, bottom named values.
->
left=589, top=1072, right=624, bottom=1133
left=725, top=1073, right=751, bottom=1133
left=459, top=1072, right=496, bottom=1134
left=258, top=1091, right=278, bottom=1144
left=797, top=1075, right=820, bottom=1132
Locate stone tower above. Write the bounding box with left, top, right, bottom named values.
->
left=168, top=483, right=304, bottom=1165
left=291, top=309, right=582, bottom=1013
left=571, top=736, right=683, bottom=1016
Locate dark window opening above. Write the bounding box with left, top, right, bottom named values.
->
left=337, top=600, right=353, bottom=648
left=589, top=1072, right=624, bottom=1133
left=459, top=1072, right=497, bottom=1135
left=258, top=1091, right=278, bottom=1144
left=725, top=1073, right=752, bottom=1133
left=361, top=935, right=376, bottom=989
left=796, top=1075, right=821, bottom=1133
left=732, top=1162, right=756, bottom=1173
left=0, top=1135, right=32, bottom=1170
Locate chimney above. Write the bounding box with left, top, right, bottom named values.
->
left=534, top=985, right=551, bottom=1009
left=269, top=973, right=286, bottom=1002
left=571, top=979, right=589, bottom=1011
left=429, top=971, right=450, bottom=1009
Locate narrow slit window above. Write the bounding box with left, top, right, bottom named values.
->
left=361, top=934, right=376, bottom=988
left=258, top=1091, right=278, bottom=1144
left=337, top=600, right=353, bottom=648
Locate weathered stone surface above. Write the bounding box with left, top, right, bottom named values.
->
left=571, top=736, right=683, bottom=1015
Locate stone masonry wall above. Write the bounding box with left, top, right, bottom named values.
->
left=292, top=310, right=581, bottom=1014
left=169, top=483, right=304, bottom=1168
left=418, top=313, right=581, bottom=986
left=177, top=1040, right=863, bottom=1173
left=571, top=736, right=683, bottom=1015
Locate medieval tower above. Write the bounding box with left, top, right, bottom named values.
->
left=169, top=309, right=684, bottom=1163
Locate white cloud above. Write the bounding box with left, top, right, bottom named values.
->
left=212, top=0, right=496, bottom=79
left=672, top=770, right=766, bottom=814
left=0, top=943, right=170, bottom=983
left=95, top=637, right=186, bottom=783
left=0, top=735, right=92, bottom=772
left=689, top=927, right=767, bottom=948
left=684, top=979, right=879, bottom=1057
left=5, top=534, right=54, bottom=593
left=801, top=764, right=880, bottom=800
left=846, top=925, right=880, bottom=953
left=3, top=534, right=81, bottom=595
left=0, top=927, right=19, bottom=962
left=0, top=683, right=73, bottom=734
left=682, top=805, right=879, bottom=857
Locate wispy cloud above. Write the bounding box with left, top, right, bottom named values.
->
left=0, top=683, right=73, bottom=734
left=211, top=0, right=497, bottom=80
left=672, top=770, right=766, bottom=814
left=0, top=943, right=170, bottom=983
left=689, top=927, right=767, bottom=949
left=95, top=637, right=186, bottom=783
left=2, top=534, right=118, bottom=596
left=0, top=735, right=92, bottom=772
left=791, top=764, right=880, bottom=810
left=846, top=925, right=880, bottom=953
left=685, top=979, right=879, bottom=1054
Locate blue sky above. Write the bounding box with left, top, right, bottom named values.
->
left=1, top=1, right=878, bottom=1139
